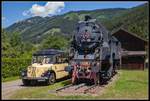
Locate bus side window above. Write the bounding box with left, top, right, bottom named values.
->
left=56, top=56, right=59, bottom=64
left=58, top=58, right=62, bottom=63
left=56, top=55, right=62, bottom=64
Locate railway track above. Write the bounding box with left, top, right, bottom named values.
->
left=54, top=83, right=103, bottom=95
left=49, top=72, right=119, bottom=96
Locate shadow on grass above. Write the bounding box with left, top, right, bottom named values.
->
left=20, top=76, right=71, bottom=87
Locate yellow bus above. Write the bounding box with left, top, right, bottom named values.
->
left=21, top=49, right=69, bottom=86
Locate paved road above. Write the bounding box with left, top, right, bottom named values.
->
left=2, top=79, right=25, bottom=99
left=2, top=76, right=70, bottom=99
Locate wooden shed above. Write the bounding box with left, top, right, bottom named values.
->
left=112, top=28, right=148, bottom=70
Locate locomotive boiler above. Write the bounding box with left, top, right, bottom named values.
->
left=66, top=16, right=121, bottom=85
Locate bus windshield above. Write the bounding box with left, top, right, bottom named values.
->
left=32, top=55, right=55, bottom=64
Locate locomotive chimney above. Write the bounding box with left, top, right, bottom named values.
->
left=85, top=15, right=92, bottom=21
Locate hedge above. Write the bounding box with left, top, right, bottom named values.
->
left=2, top=58, right=32, bottom=78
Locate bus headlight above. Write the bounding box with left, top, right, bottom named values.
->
left=21, top=70, right=27, bottom=77
left=21, top=72, right=25, bottom=76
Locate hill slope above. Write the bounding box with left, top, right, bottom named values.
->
left=5, top=3, right=148, bottom=43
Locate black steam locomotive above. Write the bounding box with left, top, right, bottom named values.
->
left=66, top=16, right=121, bottom=85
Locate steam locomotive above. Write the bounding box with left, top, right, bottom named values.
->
left=66, top=16, right=121, bottom=85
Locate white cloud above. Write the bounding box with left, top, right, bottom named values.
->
left=2, top=17, right=6, bottom=20
left=23, top=2, right=65, bottom=17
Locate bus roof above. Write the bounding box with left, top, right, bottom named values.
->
left=33, top=48, right=64, bottom=56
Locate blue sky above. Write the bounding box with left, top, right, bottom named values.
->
left=2, top=1, right=147, bottom=28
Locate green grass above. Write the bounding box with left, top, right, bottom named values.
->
left=2, top=76, right=19, bottom=82
left=100, top=69, right=148, bottom=99
left=10, top=69, right=148, bottom=100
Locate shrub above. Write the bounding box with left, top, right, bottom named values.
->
left=2, top=58, right=31, bottom=78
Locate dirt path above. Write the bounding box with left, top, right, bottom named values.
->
left=2, top=79, right=26, bottom=99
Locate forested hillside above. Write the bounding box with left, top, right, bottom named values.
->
left=110, top=3, right=149, bottom=39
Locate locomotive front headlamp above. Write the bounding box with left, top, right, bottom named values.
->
left=87, top=39, right=91, bottom=42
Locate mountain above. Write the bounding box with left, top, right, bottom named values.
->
left=5, top=3, right=148, bottom=43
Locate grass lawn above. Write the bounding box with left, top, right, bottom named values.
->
left=2, top=76, right=20, bottom=82
left=10, top=69, right=148, bottom=100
